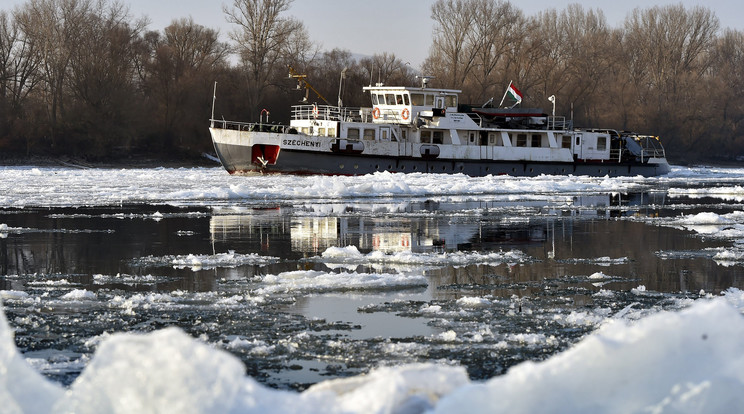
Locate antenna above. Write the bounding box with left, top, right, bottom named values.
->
left=415, top=75, right=435, bottom=88
left=210, top=81, right=217, bottom=127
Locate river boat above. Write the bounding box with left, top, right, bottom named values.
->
left=208, top=76, right=670, bottom=177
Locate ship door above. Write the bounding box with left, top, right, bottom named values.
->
left=574, top=134, right=583, bottom=159
left=380, top=127, right=391, bottom=142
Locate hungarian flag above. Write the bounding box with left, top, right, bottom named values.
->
left=506, top=82, right=523, bottom=104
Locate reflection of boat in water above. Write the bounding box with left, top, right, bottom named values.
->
left=209, top=74, right=671, bottom=177
left=208, top=193, right=662, bottom=257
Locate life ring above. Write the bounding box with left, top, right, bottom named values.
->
left=401, top=108, right=410, bottom=120
left=372, top=107, right=381, bottom=119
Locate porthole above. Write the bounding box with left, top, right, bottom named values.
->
left=339, top=164, right=344, bottom=169
left=401, top=165, right=406, bottom=170
left=354, top=164, right=358, bottom=169
left=413, top=165, right=417, bottom=171
left=375, top=164, right=379, bottom=169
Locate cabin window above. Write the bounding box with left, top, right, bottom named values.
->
left=575, top=136, right=581, bottom=146
left=445, top=95, right=457, bottom=107
left=403, top=94, right=410, bottom=105
left=328, top=127, right=336, bottom=137
left=318, top=127, right=326, bottom=136
left=433, top=130, right=444, bottom=144
left=516, top=134, right=527, bottom=147
left=597, top=136, right=608, bottom=151
left=561, top=135, right=571, bottom=149
left=395, top=94, right=404, bottom=105
left=401, top=129, right=408, bottom=140
left=347, top=128, right=360, bottom=139
left=381, top=129, right=389, bottom=140
left=411, top=93, right=424, bottom=105
left=421, top=130, right=431, bottom=143
left=385, top=94, right=395, bottom=105
left=363, top=129, right=376, bottom=140
left=301, top=127, right=309, bottom=134
left=469, top=132, right=476, bottom=144
left=424, top=94, right=434, bottom=106
left=531, top=134, right=541, bottom=147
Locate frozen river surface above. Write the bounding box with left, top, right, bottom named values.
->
left=3, top=165, right=744, bottom=413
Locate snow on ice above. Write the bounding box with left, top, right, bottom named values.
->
left=2, top=294, right=744, bottom=413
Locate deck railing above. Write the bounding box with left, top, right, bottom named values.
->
left=292, top=105, right=367, bottom=122
left=209, top=119, right=292, bottom=133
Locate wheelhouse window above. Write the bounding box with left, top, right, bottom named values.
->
left=424, top=94, right=434, bottom=106
left=445, top=95, right=457, bottom=107
left=385, top=94, right=395, bottom=105
left=371, top=95, right=379, bottom=105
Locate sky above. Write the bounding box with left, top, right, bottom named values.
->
left=5, top=0, right=743, bottom=67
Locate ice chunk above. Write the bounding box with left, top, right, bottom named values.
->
left=55, top=327, right=246, bottom=413
left=0, top=300, right=64, bottom=413
left=432, top=298, right=744, bottom=414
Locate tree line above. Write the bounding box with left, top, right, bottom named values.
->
left=0, top=0, right=742, bottom=163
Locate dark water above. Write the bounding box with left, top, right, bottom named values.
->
left=1, top=191, right=742, bottom=389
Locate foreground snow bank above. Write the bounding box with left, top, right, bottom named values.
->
left=2, top=295, right=744, bottom=413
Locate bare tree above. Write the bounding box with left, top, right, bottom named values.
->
left=427, top=0, right=478, bottom=88
left=622, top=4, right=720, bottom=150
left=14, top=0, right=97, bottom=148
left=224, top=0, right=305, bottom=118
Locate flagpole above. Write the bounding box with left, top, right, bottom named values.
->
left=498, top=80, right=513, bottom=107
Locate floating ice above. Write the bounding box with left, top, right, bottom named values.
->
left=316, top=245, right=531, bottom=266
left=131, top=251, right=279, bottom=271
left=255, top=270, right=428, bottom=294
left=60, top=289, right=96, bottom=301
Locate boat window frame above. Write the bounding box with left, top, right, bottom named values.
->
left=597, top=135, right=608, bottom=151
left=421, top=130, right=431, bottom=143
left=363, top=129, right=376, bottom=140
left=561, top=135, right=572, bottom=149
left=531, top=134, right=541, bottom=147
left=432, top=130, right=444, bottom=144
left=411, top=93, right=424, bottom=106
left=347, top=128, right=360, bottom=139
left=516, top=133, right=528, bottom=147
left=445, top=94, right=457, bottom=108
